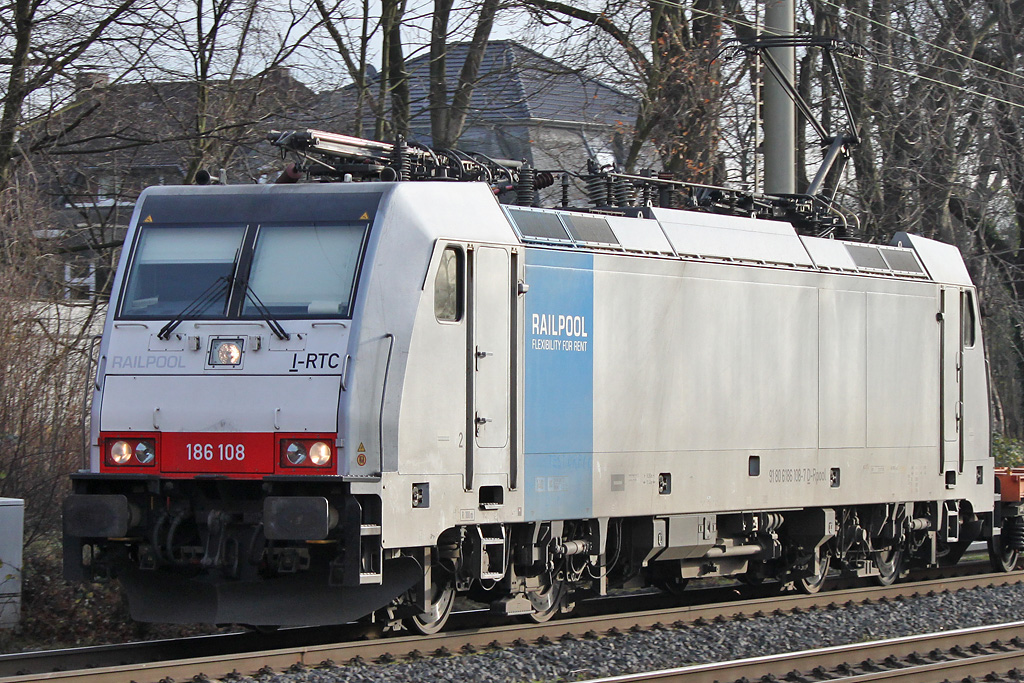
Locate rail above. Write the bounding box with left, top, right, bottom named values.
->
left=576, top=621, right=1024, bottom=683
left=2, top=567, right=1020, bottom=683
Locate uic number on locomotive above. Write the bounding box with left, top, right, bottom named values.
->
left=186, top=443, right=246, bottom=461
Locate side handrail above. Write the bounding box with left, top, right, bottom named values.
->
left=81, top=334, right=102, bottom=469
left=378, top=333, right=395, bottom=471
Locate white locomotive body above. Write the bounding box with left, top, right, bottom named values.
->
left=62, top=168, right=1012, bottom=628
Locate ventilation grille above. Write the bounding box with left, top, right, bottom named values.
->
left=506, top=207, right=620, bottom=248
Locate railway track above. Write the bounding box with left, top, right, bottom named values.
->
left=2, top=567, right=1022, bottom=683
left=578, top=620, right=1024, bottom=683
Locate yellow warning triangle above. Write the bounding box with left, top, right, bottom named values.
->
left=359, top=212, right=369, bottom=220
left=143, top=215, right=153, bottom=223
left=357, top=443, right=366, bottom=453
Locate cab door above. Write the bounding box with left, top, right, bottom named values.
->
left=940, top=286, right=963, bottom=477
left=466, top=245, right=512, bottom=488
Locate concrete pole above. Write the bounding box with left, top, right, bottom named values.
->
left=763, top=0, right=796, bottom=194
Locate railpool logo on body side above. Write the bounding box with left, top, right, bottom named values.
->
left=530, top=313, right=590, bottom=352
left=523, top=249, right=594, bottom=522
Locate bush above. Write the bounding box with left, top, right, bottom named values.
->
left=16, top=542, right=132, bottom=648
left=993, top=433, right=1024, bottom=468
left=0, top=189, right=102, bottom=545
left=0, top=539, right=219, bottom=653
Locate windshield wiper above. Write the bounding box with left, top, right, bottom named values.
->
left=157, top=276, right=232, bottom=340
left=235, top=278, right=290, bottom=341
left=156, top=275, right=290, bottom=342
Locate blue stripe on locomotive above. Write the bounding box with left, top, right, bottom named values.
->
left=523, top=249, right=594, bottom=522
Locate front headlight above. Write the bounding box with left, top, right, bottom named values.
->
left=209, top=338, right=244, bottom=366
left=309, top=441, right=331, bottom=466
left=285, top=441, right=308, bottom=465
left=279, top=438, right=334, bottom=469
left=105, top=437, right=157, bottom=467
left=110, top=440, right=132, bottom=465
left=134, top=441, right=155, bottom=464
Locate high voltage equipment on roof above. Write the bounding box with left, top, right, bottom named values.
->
left=268, top=122, right=855, bottom=240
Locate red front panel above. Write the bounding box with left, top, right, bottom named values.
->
left=161, top=432, right=274, bottom=474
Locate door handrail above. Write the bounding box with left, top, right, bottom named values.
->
left=378, top=333, right=395, bottom=470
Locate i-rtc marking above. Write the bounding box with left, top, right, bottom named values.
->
left=186, top=443, right=246, bottom=461
left=289, top=352, right=342, bottom=372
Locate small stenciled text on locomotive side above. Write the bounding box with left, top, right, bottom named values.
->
left=767, top=467, right=829, bottom=484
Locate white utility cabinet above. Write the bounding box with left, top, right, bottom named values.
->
left=0, top=498, right=23, bottom=628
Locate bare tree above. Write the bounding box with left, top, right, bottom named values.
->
left=427, top=0, right=500, bottom=148
left=314, top=0, right=504, bottom=147
left=132, top=0, right=325, bottom=183
left=0, top=186, right=98, bottom=543
left=313, top=0, right=379, bottom=138
left=519, top=0, right=736, bottom=180
left=0, top=0, right=148, bottom=187
left=794, top=0, right=1024, bottom=436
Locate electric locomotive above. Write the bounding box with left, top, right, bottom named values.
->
left=61, top=127, right=1024, bottom=631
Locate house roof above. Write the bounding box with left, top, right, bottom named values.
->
left=324, top=40, right=637, bottom=134
left=35, top=41, right=637, bottom=196
left=42, top=68, right=318, bottom=175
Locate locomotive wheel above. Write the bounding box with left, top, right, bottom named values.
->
left=872, top=546, right=903, bottom=586
left=737, top=572, right=764, bottom=585
left=988, top=534, right=1019, bottom=573
left=796, top=553, right=830, bottom=595
left=405, top=578, right=456, bottom=635
left=654, top=575, right=690, bottom=598
left=524, top=576, right=566, bottom=623
left=649, top=562, right=689, bottom=597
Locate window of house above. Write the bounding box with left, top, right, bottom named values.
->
left=434, top=246, right=462, bottom=322
left=64, top=258, right=96, bottom=300
left=94, top=172, right=120, bottom=200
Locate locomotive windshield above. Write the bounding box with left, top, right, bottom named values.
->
left=119, top=222, right=367, bottom=319
left=121, top=225, right=244, bottom=318
left=243, top=225, right=364, bottom=317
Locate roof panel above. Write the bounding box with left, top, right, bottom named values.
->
left=605, top=215, right=674, bottom=254
left=890, top=232, right=971, bottom=284
left=879, top=246, right=924, bottom=275
left=800, top=236, right=858, bottom=271
left=650, top=208, right=814, bottom=266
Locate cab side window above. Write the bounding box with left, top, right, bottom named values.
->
left=434, top=246, right=463, bottom=322
left=963, top=290, right=977, bottom=348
